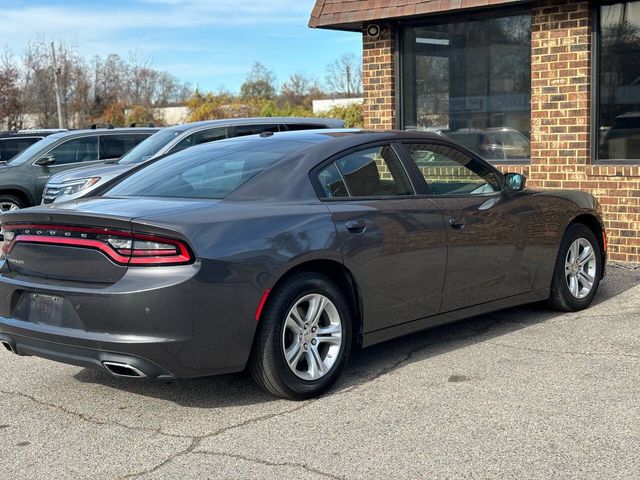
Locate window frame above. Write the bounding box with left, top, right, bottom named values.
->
left=394, top=139, right=506, bottom=198
left=397, top=5, right=533, bottom=165
left=310, top=141, right=420, bottom=201
left=592, top=0, right=640, bottom=164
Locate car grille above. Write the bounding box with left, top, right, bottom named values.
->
left=42, top=184, right=62, bottom=204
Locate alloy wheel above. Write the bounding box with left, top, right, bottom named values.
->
left=0, top=202, right=19, bottom=212
left=282, top=293, right=343, bottom=381
left=564, top=238, right=597, bottom=299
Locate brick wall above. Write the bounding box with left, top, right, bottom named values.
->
left=530, top=0, right=640, bottom=262
left=360, top=0, right=640, bottom=263
left=362, top=28, right=395, bottom=129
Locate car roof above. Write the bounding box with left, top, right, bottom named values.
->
left=46, top=127, right=160, bottom=140
left=162, top=117, right=345, bottom=134
left=0, top=130, right=63, bottom=139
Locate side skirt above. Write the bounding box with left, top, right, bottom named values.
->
left=362, top=289, right=549, bottom=348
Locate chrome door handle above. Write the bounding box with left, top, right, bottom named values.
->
left=345, top=220, right=366, bottom=234
left=448, top=217, right=465, bottom=230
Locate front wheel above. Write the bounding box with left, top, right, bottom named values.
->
left=548, top=224, right=602, bottom=311
left=249, top=272, right=352, bottom=400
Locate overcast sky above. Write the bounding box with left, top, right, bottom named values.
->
left=0, top=0, right=361, bottom=92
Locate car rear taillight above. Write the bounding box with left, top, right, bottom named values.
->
left=1, top=224, right=192, bottom=266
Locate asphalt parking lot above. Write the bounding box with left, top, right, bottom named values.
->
left=1, top=264, right=638, bottom=479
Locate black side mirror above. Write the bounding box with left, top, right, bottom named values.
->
left=36, top=155, right=56, bottom=166
left=504, top=172, right=526, bottom=191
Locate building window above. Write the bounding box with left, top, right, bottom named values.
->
left=598, top=1, right=640, bottom=162
left=401, top=11, right=531, bottom=163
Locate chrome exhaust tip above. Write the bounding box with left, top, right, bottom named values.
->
left=1, top=340, right=14, bottom=353
left=102, top=361, right=146, bottom=378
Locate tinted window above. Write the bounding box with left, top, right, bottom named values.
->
left=117, top=129, right=183, bottom=165
left=0, top=137, right=41, bottom=161
left=334, top=145, right=414, bottom=197
left=101, top=134, right=150, bottom=159
left=284, top=123, right=328, bottom=131
left=107, top=140, right=308, bottom=199
left=46, top=136, right=100, bottom=165
left=402, top=13, right=531, bottom=162
left=317, top=162, right=348, bottom=197
left=232, top=124, right=280, bottom=137
left=405, top=143, right=500, bottom=195
left=598, top=1, right=640, bottom=161
left=170, top=127, right=227, bottom=153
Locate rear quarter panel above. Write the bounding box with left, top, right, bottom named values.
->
left=132, top=200, right=342, bottom=373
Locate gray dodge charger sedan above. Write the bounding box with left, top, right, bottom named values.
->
left=0, top=130, right=606, bottom=399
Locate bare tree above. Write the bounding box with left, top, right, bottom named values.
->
left=240, top=62, right=277, bottom=100
left=0, top=49, right=22, bottom=129
left=325, top=54, right=362, bottom=97
left=280, top=72, right=310, bottom=105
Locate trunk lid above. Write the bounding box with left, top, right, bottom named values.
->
left=1, top=197, right=208, bottom=283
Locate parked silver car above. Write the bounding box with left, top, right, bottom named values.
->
left=42, top=117, right=345, bottom=203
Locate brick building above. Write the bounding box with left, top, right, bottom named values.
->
left=309, top=0, right=640, bottom=262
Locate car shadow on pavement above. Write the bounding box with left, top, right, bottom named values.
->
left=72, top=266, right=638, bottom=407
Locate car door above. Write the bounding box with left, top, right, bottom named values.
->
left=314, top=142, right=447, bottom=333
left=33, top=135, right=102, bottom=200
left=398, top=141, right=537, bottom=312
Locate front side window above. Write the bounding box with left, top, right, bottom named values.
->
left=101, top=134, right=150, bottom=159
left=319, top=145, right=414, bottom=198
left=598, top=1, right=640, bottom=162
left=170, top=127, right=227, bottom=154
left=404, top=143, right=500, bottom=195
left=45, top=136, right=100, bottom=165
left=401, top=12, right=531, bottom=162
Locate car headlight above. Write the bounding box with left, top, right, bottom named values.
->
left=58, top=177, right=101, bottom=197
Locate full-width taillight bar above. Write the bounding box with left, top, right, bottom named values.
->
left=1, top=224, right=193, bottom=266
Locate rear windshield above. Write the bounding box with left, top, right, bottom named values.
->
left=106, top=139, right=308, bottom=199
left=117, top=128, right=183, bottom=165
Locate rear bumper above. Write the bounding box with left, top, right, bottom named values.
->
left=0, top=330, right=174, bottom=380
left=0, top=259, right=262, bottom=378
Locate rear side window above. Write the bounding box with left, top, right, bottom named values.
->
left=231, top=124, right=280, bottom=137
left=283, top=123, right=327, bottom=131
left=320, top=145, right=414, bottom=198
left=0, top=137, right=42, bottom=161
left=170, top=127, right=227, bottom=153
left=101, top=134, right=150, bottom=159
left=45, top=136, right=100, bottom=165
left=107, top=140, right=308, bottom=199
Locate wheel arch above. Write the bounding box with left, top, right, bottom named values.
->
left=0, top=187, right=34, bottom=207
left=264, top=259, right=364, bottom=347
left=567, top=213, right=606, bottom=274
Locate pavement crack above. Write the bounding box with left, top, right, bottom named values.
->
left=0, top=389, right=190, bottom=440
left=116, top=436, right=201, bottom=480
left=191, top=450, right=343, bottom=479
left=485, top=341, right=640, bottom=360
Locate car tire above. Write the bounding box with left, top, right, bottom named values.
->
left=0, top=195, right=25, bottom=213
left=548, top=223, right=602, bottom=312
left=249, top=272, right=352, bottom=400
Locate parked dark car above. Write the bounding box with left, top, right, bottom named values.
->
left=0, top=130, right=605, bottom=400
left=0, top=127, right=158, bottom=211
left=0, top=129, right=67, bottom=163
left=447, top=128, right=530, bottom=161
left=42, top=117, right=345, bottom=204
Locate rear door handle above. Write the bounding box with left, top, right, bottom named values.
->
left=345, top=219, right=366, bottom=234
left=448, top=217, right=465, bottom=230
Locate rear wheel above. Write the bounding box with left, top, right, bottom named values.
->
left=0, top=195, right=24, bottom=212
left=249, top=272, right=352, bottom=400
left=548, top=224, right=602, bottom=311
